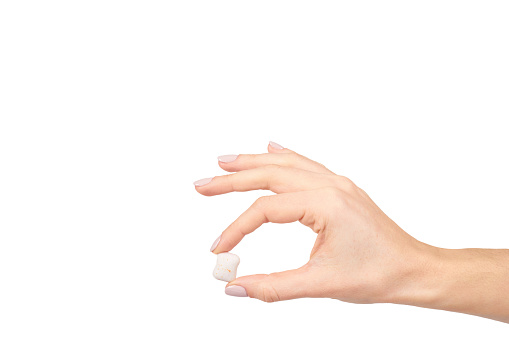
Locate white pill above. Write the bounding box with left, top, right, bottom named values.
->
left=213, top=253, right=240, bottom=282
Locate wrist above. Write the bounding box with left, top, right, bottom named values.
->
left=388, top=244, right=509, bottom=322
left=382, top=242, right=445, bottom=307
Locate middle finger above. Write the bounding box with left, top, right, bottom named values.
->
left=195, top=165, right=339, bottom=196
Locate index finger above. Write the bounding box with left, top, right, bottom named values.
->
left=212, top=190, right=323, bottom=254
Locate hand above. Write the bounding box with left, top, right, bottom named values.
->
left=195, top=142, right=432, bottom=303
left=195, top=142, right=509, bottom=323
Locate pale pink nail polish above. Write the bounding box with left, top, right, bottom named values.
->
left=269, top=141, right=284, bottom=150
left=194, top=177, right=213, bottom=187
left=225, top=285, right=247, bottom=297
left=217, top=154, right=238, bottom=163
left=210, top=236, right=221, bottom=252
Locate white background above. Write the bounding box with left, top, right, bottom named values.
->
left=1, top=1, right=508, bottom=338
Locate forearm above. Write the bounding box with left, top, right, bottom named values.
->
left=393, top=246, right=509, bottom=323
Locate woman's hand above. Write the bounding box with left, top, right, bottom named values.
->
left=195, top=142, right=433, bottom=304
left=194, top=142, right=509, bottom=323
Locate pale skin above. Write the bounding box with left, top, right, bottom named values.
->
left=194, top=142, right=509, bottom=323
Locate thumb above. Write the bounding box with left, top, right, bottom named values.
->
left=225, top=266, right=319, bottom=302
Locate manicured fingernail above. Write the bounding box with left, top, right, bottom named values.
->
left=194, top=177, right=213, bottom=187
left=225, top=285, right=247, bottom=297
left=210, top=236, right=221, bottom=252
left=217, top=154, right=238, bottom=163
left=269, top=141, right=284, bottom=150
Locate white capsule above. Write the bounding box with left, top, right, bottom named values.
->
left=213, top=253, right=240, bottom=282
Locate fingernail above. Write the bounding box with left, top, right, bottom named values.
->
left=225, top=285, right=248, bottom=297
left=210, top=236, right=221, bottom=252
left=194, top=177, right=213, bottom=187
left=217, top=154, right=238, bottom=163
left=269, top=141, right=284, bottom=150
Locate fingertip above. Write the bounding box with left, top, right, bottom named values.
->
left=268, top=141, right=284, bottom=151
left=268, top=141, right=294, bottom=154
left=225, top=279, right=237, bottom=288
left=217, top=160, right=237, bottom=172
left=210, top=236, right=221, bottom=252
left=226, top=274, right=270, bottom=301
left=211, top=240, right=226, bottom=254
left=217, top=154, right=239, bottom=163
left=194, top=186, right=215, bottom=196
left=225, top=285, right=248, bottom=297
left=212, top=236, right=237, bottom=254
left=211, top=245, right=225, bottom=255
left=193, top=177, right=214, bottom=187
left=228, top=274, right=266, bottom=288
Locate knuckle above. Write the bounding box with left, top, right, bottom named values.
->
left=224, top=173, right=236, bottom=188
left=357, top=186, right=369, bottom=197
left=315, top=161, right=327, bottom=169
left=259, top=277, right=281, bottom=303
left=317, top=187, right=348, bottom=211
left=262, top=164, right=284, bottom=189
left=320, top=186, right=344, bottom=201
left=286, top=153, right=302, bottom=165
left=335, top=176, right=357, bottom=191
left=225, top=172, right=236, bottom=181
left=253, top=195, right=270, bottom=210
left=264, top=163, right=283, bottom=173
